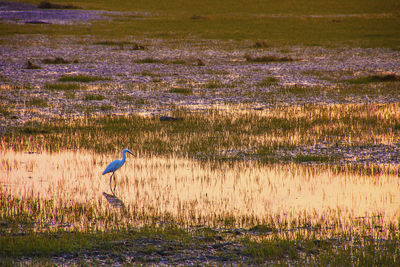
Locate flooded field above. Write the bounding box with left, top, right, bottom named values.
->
left=1, top=0, right=400, bottom=264
left=2, top=149, right=399, bottom=237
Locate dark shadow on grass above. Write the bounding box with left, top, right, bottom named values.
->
left=346, top=74, right=400, bottom=84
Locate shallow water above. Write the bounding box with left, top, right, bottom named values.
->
left=1, top=149, right=399, bottom=234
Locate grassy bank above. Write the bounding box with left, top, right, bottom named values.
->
left=1, top=225, right=399, bottom=266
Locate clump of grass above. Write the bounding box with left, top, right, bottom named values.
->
left=257, top=77, right=279, bottom=86
left=176, top=79, right=188, bottom=84
left=281, top=85, right=314, bottom=94
left=135, top=98, right=149, bottom=105
left=245, top=54, right=294, bottom=63
left=26, top=97, right=48, bottom=107
left=140, top=70, right=159, bottom=77
left=249, top=224, right=276, bottom=233
left=196, top=58, right=205, bottom=66
left=64, top=91, right=75, bottom=99
left=134, top=58, right=187, bottom=64
left=94, top=41, right=145, bottom=50
left=84, top=94, right=105, bottom=101
left=243, top=238, right=299, bottom=263
left=205, top=80, right=223, bottom=89
left=190, top=15, right=207, bottom=20
left=133, top=58, right=163, bottom=64
left=169, top=87, right=193, bottom=95
left=117, top=94, right=149, bottom=104
left=58, top=75, right=111, bottom=83
left=170, top=59, right=187, bottom=65
left=37, top=1, right=79, bottom=9
left=0, top=105, right=11, bottom=117
left=100, top=104, right=113, bottom=111
left=44, top=83, right=84, bottom=91
left=393, top=122, right=400, bottom=131
left=294, top=154, right=333, bottom=163
left=117, top=94, right=135, bottom=101
left=346, top=74, right=400, bottom=84
left=0, top=74, right=8, bottom=82
left=252, top=40, right=268, bottom=48
left=42, top=57, right=78, bottom=64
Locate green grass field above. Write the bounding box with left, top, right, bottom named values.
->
left=2, top=0, right=399, bottom=47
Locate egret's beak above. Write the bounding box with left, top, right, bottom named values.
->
left=127, top=150, right=135, bottom=156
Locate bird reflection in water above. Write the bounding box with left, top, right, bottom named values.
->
left=103, top=192, right=126, bottom=210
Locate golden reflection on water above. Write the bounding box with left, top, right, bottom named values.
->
left=1, top=150, right=400, bottom=234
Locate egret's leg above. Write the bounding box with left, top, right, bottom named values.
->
left=109, top=172, right=115, bottom=194
left=112, top=175, right=117, bottom=195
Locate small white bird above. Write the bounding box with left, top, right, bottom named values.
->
left=103, top=148, right=134, bottom=194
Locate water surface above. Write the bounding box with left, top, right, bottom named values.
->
left=1, top=150, right=399, bottom=234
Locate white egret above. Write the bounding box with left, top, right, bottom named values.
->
left=102, top=148, right=134, bottom=194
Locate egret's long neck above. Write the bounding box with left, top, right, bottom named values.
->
left=121, top=151, right=127, bottom=163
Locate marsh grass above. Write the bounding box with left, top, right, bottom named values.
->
left=257, top=77, right=279, bottom=87
left=100, top=104, right=113, bottom=111
left=116, top=94, right=149, bottom=105
left=170, top=59, right=187, bottom=65
left=42, top=57, right=78, bottom=64
left=64, top=91, right=76, bottom=99
left=58, top=75, right=111, bottom=83
left=26, top=97, right=48, bottom=107
left=139, top=70, right=159, bottom=77
left=281, top=85, right=315, bottom=94
left=94, top=41, right=145, bottom=50
left=168, top=87, right=193, bottom=95
left=134, top=58, right=189, bottom=65
left=84, top=94, right=105, bottom=101
left=245, top=54, right=295, bottom=63
left=346, top=74, right=400, bottom=84
left=38, top=1, right=80, bottom=9
left=2, top=98, right=400, bottom=264
left=252, top=40, right=269, bottom=48
left=44, top=82, right=85, bottom=91
left=1, top=150, right=399, bottom=231
left=3, top=103, right=400, bottom=162
left=133, top=58, right=163, bottom=64
left=1, top=227, right=399, bottom=265
left=205, top=80, right=225, bottom=89
left=2, top=0, right=400, bottom=263
left=0, top=104, right=10, bottom=117
left=294, top=154, right=336, bottom=163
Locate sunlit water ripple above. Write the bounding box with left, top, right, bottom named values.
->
left=1, top=149, right=399, bottom=236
